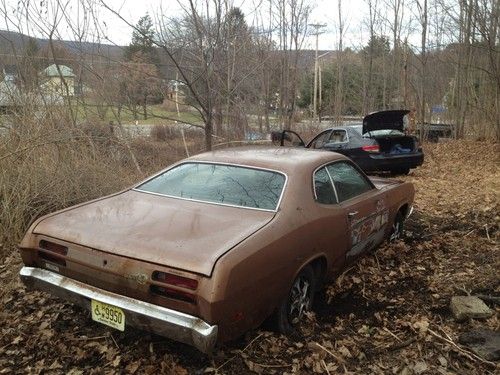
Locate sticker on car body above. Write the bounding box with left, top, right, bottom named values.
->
left=348, top=198, right=389, bottom=258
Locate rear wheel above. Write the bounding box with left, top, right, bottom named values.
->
left=390, top=212, right=405, bottom=242
left=273, top=265, right=316, bottom=334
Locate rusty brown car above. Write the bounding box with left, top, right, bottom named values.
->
left=19, top=147, right=415, bottom=353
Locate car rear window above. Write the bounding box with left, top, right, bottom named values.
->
left=367, top=129, right=405, bottom=136
left=136, top=162, right=286, bottom=211
left=351, top=125, right=405, bottom=137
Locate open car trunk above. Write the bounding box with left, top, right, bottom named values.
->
left=362, top=110, right=417, bottom=155
left=372, top=136, right=417, bottom=154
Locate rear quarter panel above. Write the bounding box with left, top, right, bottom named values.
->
left=381, top=180, right=415, bottom=236
left=207, top=168, right=415, bottom=343
left=205, top=165, right=349, bottom=342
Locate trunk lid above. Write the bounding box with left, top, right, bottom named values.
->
left=362, top=110, right=410, bottom=134
left=33, top=190, right=275, bottom=276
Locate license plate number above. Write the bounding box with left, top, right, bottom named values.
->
left=91, top=300, right=125, bottom=331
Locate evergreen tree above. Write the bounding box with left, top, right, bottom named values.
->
left=226, top=7, right=247, bottom=38
left=124, top=14, right=158, bottom=64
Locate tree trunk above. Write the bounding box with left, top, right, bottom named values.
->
left=205, top=117, right=213, bottom=151
left=335, top=0, right=344, bottom=125
left=419, top=0, right=428, bottom=142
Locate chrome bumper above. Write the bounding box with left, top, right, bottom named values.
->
left=19, top=267, right=218, bottom=353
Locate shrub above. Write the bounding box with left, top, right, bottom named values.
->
left=0, top=106, right=188, bottom=258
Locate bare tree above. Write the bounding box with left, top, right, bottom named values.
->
left=334, top=0, right=345, bottom=124
left=363, top=0, right=380, bottom=113
left=272, top=0, right=311, bottom=129
left=385, top=0, right=406, bottom=108
left=415, top=0, right=428, bottom=140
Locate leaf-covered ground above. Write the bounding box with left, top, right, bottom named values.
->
left=0, top=140, right=498, bottom=374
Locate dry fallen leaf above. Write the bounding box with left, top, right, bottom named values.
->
left=0, top=140, right=498, bottom=375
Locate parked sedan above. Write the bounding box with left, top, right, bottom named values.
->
left=19, top=147, right=415, bottom=353
left=278, top=110, right=424, bottom=174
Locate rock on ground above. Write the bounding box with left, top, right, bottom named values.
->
left=450, top=296, right=494, bottom=321
left=459, top=329, right=500, bottom=361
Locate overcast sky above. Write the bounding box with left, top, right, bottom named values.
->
left=0, top=0, right=421, bottom=50
left=95, top=0, right=376, bottom=50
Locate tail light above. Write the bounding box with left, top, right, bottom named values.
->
left=151, top=271, right=198, bottom=304
left=150, top=285, right=196, bottom=303
left=152, top=271, right=198, bottom=290
left=362, top=145, right=380, bottom=153
left=38, top=240, right=68, bottom=266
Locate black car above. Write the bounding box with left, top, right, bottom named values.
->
left=277, top=110, right=424, bottom=175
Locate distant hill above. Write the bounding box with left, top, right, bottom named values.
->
left=0, top=30, right=335, bottom=79
left=0, top=30, right=124, bottom=61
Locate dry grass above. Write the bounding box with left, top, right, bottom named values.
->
left=0, top=139, right=498, bottom=374
left=0, top=106, right=192, bottom=258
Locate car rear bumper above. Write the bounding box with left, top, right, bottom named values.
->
left=366, top=152, right=424, bottom=171
left=19, top=266, right=218, bottom=353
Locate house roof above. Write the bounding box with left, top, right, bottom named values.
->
left=43, top=64, right=75, bottom=78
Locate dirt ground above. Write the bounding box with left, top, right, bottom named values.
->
left=0, top=140, right=498, bottom=374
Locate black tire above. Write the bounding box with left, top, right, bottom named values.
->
left=273, top=265, right=316, bottom=335
left=391, top=168, right=410, bottom=176
left=389, top=211, right=405, bottom=242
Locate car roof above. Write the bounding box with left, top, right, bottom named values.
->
left=323, top=124, right=363, bottom=131
left=187, top=146, right=347, bottom=175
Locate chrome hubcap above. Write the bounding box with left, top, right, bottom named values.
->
left=289, top=277, right=311, bottom=324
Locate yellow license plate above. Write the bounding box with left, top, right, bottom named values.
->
left=91, top=300, right=125, bottom=331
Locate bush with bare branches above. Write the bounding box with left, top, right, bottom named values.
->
left=0, top=106, right=187, bottom=258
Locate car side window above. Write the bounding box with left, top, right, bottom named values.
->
left=309, top=131, right=331, bottom=149
left=326, top=162, right=372, bottom=202
left=313, top=167, right=337, bottom=204
left=328, top=129, right=348, bottom=143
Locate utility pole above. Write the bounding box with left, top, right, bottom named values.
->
left=319, top=64, right=322, bottom=109
left=317, top=51, right=334, bottom=122
left=309, top=23, right=326, bottom=123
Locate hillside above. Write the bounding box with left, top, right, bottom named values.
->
left=0, top=30, right=123, bottom=60
left=0, top=29, right=332, bottom=76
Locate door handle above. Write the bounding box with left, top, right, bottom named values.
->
left=348, top=211, right=358, bottom=219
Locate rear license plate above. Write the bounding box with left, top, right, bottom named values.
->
left=91, top=300, right=125, bottom=331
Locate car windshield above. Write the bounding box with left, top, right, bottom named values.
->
left=137, top=162, right=286, bottom=211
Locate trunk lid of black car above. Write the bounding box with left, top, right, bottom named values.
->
left=362, top=110, right=410, bottom=134
left=361, top=110, right=418, bottom=155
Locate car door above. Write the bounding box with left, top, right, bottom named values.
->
left=275, top=130, right=306, bottom=147
left=311, top=166, right=350, bottom=274
left=307, top=130, right=333, bottom=149
left=325, top=161, right=389, bottom=261
left=322, top=129, right=350, bottom=153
